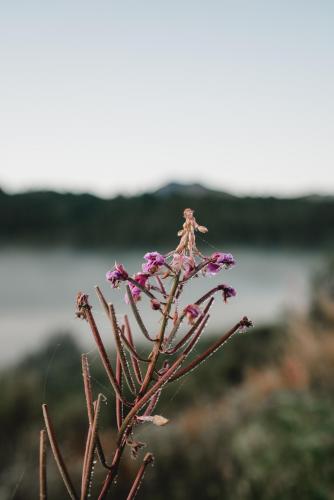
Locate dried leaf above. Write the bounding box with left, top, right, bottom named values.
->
left=151, top=415, right=169, bottom=426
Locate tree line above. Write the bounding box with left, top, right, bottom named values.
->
left=1, top=187, right=333, bottom=248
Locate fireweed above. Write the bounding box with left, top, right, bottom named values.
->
left=40, top=208, right=252, bottom=499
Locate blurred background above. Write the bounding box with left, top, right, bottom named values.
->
left=1, top=1, right=334, bottom=499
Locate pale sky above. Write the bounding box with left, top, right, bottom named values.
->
left=0, top=0, right=333, bottom=197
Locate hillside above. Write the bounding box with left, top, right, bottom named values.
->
left=1, top=183, right=333, bottom=247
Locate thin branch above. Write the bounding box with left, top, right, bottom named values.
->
left=117, top=345, right=185, bottom=446
left=164, top=297, right=214, bottom=355
left=155, top=275, right=167, bottom=296
left=124, top=315, right=143, bottom=384
left=109, top=303, right=136, bottom=394
left=94, top=285, right=109, bottom=316
left=139, top=273, right=180, bottom=396
left=81, top=427, right=92, bottom=496
left=181, top=314, right=210, bottom=358
left=116, top=354, right=123, bottom=431
left=42, top=404, right=78, bottom=500
left=98, top=442, right=127, bottom=500
left=179, top=258, right=212, bottom=284
left=127, top=277, right=168, bottom=315
left=96, top=286, right=136, bottom=393
left=81, top=394, right=103, bottom=500
left=82, top=355, right=110, bottom=470
left=82, top=354, right=94, bottom=426
left=142, top=389, right=162, bottom=417
left=96, top=286, right=147, bottom=375
left=195, top=284, right=225, bottom=306
left=150, top=285, right=167, bottom=297
left=126, top=276, right=156, bottom=300
left=169, top=317, right=250, bottom=383
left=39, top=429, right=47, bottom=500
left=163, top=312, right=185, bottom=349
left=159, top=314, right=210, bottom=376
left=126, top=453, right=154, bottom=500
left=126, top=285, right=154, bottom=342
left=83, top=301, right=126, bottom=404
left=120, top=328, right=149, bottom=362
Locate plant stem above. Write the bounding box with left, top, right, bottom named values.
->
left=116, top=354, right=123, bottom=431
left=82, top=354, right=94, bottom=425
left=126, top=453, right=154, bottom=500
left=81, top=394, right=103, bottom=500
left=179, top=258, right=212, bottom=284
left=195, top=284, right=225, bottom=305
left=165, top=297, right=214, bottom=354
left=109, top=303, right=136, bottom=394
left=124, top=315, right=143, bottom=384
left=39, top=429, right=47, bottom=500
left=139, top=273, right=180, bottom=396
left=126, top=285, right=154, bottom=342
left=117, top=350, right=185, bottom=446
left=127, top=276, right=156, bottom=300
left=169, top=318, right=247, bottom=383
left=42, top=404, right=78, bottom=500
left=120, top=328, right=149, bottom=362
left=98, top=442, right=126, bottom=500
left=84, top=305, right=126, bottom=404
left=94, top=285, right=109, bottom=316
left=81, top=355, right=110, bottom=471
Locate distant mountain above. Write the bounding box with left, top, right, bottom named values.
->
left=153, top=182, right=236, bottom=199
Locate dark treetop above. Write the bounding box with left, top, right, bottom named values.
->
left=1, top=182, right=333, bottom=248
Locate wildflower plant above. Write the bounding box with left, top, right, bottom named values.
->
left=40, top=208, right=252, bottom=499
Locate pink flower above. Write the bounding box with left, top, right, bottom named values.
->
left=135, top=272, right=149, bottom=287
left=184, top=304, right=203, bottom=324
left=150, top=298, right=161, bottom=310
left=206, top=252, right=235, bottom=275
left=221, top=284, right=237, bottom=303
left=125, top=272, right=150, bottom=303
left=142, top=252, right=165, bottom=274
left=106, top=263, right=128, bottom=288
left=171, top=253, right=195, bottom=275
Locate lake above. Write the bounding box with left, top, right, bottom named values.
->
left=0, top=246, right=325, bottom=367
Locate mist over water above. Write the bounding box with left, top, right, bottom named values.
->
left=0, top=246, right=323, bottom=366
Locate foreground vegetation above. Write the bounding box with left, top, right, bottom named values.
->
left=2, top=254, right=334, bottom=499
left=1, top=285, right=334, bottom=498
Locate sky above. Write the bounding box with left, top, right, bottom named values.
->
left=0, top=0, right=333, bottom=197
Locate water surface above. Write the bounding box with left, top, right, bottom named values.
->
left=0, top=246, right=323, bottom=366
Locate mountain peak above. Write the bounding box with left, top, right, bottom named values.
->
left=153, top=182, right=234, bottom=199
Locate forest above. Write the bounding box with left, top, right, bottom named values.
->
left=1, top=183, right=333, bottom=248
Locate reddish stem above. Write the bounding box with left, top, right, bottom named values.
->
left=109, top=303, right=136, bottom=394
left=81, top=395, right=103, bottom=500
left=117, top=345, right=185, bottom=446
left=116, top=354, right=123, bottom=431
left=169, top=317, right=251, bottom=383
left=126, top=285, right=154, bottom=342
left=39, top=429, right=47, bottom=500
left=195, top=284, right=226, bottom=305
left=164, top=297, right=214, bottom=354
left=124, top=315, right=144, bottom=384
left=82, top=354, right=110, bottom=470
left=126, top=453, right=154, bottom=500
left=180, top=258, right=212, bottom=284
left=42, top=404, right=78, bottom=500
left=84, top=303, right=126, bottom=404
left=98, top=442, right=126, bottom=500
